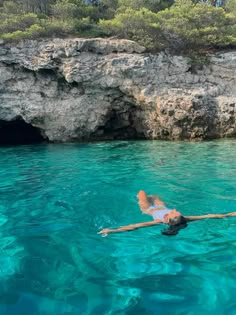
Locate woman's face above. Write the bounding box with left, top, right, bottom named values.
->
left=166, top=209, right=182, bottom=225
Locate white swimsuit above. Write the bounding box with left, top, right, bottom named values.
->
left=148, top=205, right=171, bottom=222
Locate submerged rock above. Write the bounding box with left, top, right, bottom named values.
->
left=0, top=38, right=235, bottom=141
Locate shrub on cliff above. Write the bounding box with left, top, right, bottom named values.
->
left=51, top=1, right=79, bottom=21
left=0, top=11, right=40, bottom=34
left=99, top=0, right=236, bottom=52
left=0, top=0, right=235, bottom=52
left=117, top=0, right=174, bottom=12
left=224, top=0, right=236, bottom=14
left=1, top=24, right=45, bottom=40
left=99, top=8, right=163, bottom=51
left=158, top=0, right=236, bottom=51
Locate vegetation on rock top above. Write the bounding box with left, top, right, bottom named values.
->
left=0, top=0, right=235, bottom=54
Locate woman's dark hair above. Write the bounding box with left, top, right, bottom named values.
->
left=161, top=216, right=188, bottom=236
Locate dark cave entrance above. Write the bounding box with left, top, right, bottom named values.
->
left=0, top=119, right=45, bottom=145
left=91, top=107, right=145, bottom=140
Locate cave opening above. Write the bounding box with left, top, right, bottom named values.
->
left=91, top=107, right=145, bottom=140
left=0, top=119, right=45, bottom=145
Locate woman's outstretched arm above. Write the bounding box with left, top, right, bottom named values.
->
left=98, top=219, right=162, bottom=236
left=185, top=212, right=236, bottom=221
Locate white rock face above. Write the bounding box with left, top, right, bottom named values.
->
left=0, top=38, right=236, bottom=141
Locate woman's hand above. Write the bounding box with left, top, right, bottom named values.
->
left=225, top=212, right=236, bottom=217
left=98, top=220, right=162, bottom=237
left=187, top=212, right=236, bottom=221
left=98, top=228, right=114, bottom=237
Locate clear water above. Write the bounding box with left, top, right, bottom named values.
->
left=0, top=140, right=236, bottom=315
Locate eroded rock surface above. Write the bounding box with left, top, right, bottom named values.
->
left=0, top=38, right=235, bottom=141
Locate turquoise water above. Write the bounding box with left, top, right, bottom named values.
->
left=0, top=140, right=236, bottom=315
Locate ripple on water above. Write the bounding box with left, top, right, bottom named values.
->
left=0, top=140, right=236, bottom=314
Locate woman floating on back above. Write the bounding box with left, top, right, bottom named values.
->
left=98, top=190, right=236, bottom=236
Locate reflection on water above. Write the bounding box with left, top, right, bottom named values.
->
left=0, top=141, right=236, bottom=314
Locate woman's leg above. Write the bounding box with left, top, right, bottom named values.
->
left=137, top=190, right=152, bottom=215
left=137, top=191, right=168, bottom=215
left=148, top=194, right=166, bottom=207
left=137, top=190, right=163, bottom=216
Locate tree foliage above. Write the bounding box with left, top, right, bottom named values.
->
left=0, top=0, right=235, bottom=53
left=100, top=8, right=162, bottom=50
left=99, top=0, right=236, bottom=52
left=117, top=0, right=174, bottom=12
left=157, top=0, right=236, bottom=51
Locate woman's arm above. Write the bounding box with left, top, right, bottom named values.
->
left=185, top=212, right=236, bottom=221
left=98, top=220, right=162, bottom=236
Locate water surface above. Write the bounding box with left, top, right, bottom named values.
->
left=0, top=140, right=236, bottom=315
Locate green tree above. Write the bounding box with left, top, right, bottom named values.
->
left=157, top=0, right=236, bottom=51
left=0, top=1, right=23, bottom=14
left=0, top=0, right=235, bottom=50
left=97, top=0, right=119, bottom=19
left=0, top=11, right=39, bottom=33
left=51, top=0, right=78, bottom=20
left=99, top=7, right=162, bottom=50
left=224, top=0, right=236, bottom=13
left=117, top=0, right=174, bottom=12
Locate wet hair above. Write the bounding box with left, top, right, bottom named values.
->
left=161, top=216, right=188, bottom=236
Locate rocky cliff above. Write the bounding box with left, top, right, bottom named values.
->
left=0, top=38, right=236, bottom=142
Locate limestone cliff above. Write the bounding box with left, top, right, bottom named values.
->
left=0, top=38, right=235, bottom=142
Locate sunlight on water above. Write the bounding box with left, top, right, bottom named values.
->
left=0, top=140, right=236, bottom=315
